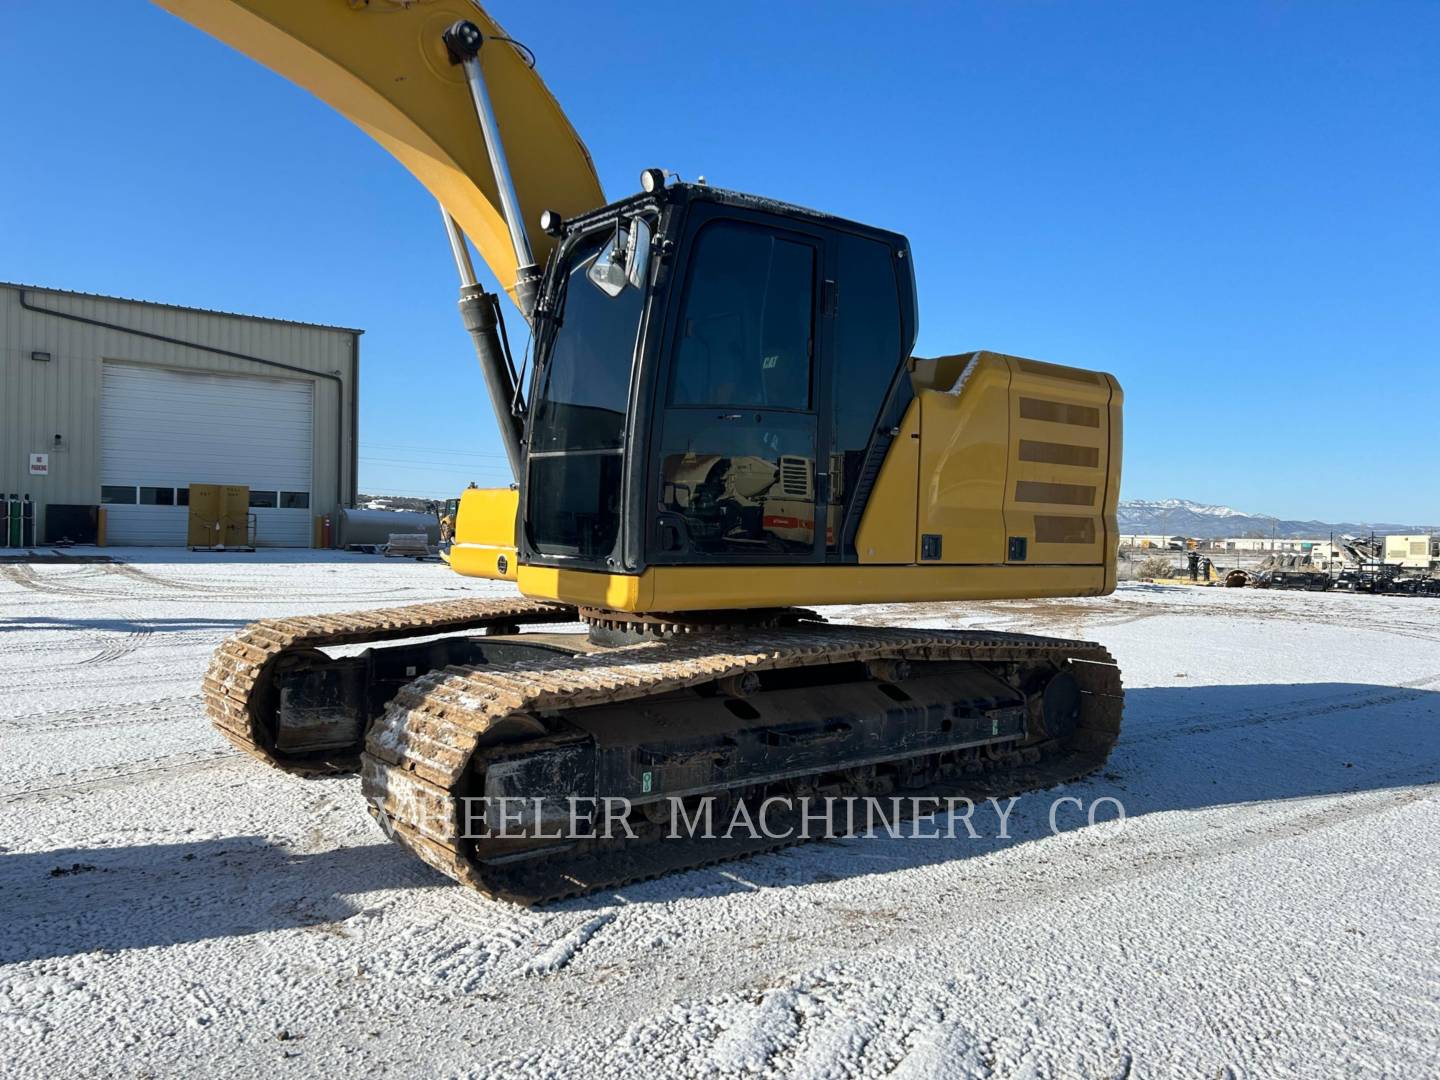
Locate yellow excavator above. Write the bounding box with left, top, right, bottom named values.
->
left=164, top=1, right=1124, bottom=903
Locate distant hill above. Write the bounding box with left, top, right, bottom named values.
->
left=1119, top=498, right=1435, bottom=540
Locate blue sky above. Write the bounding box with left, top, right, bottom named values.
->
left=2, top=2, right=1436, bottom=522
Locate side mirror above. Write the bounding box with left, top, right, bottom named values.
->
left=586, top=215, right=652, bottom=298
left=626, top=215, right=652, bottom=291
left=587, top=223, right=629, bottom=297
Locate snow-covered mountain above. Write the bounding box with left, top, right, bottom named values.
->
left=1118, top=498, right=1434, bottom=539
left=1121, top=498, right=1248, bottom=520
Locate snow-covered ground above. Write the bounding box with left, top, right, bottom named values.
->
left=3, top=551, right=1438, bottom=1079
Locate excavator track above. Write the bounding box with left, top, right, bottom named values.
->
left=362, top=625, right=1122, bottom=905
left=202, top=597, right=578, bottom=774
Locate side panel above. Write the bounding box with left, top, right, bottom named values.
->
left=1003, top=356, right=1115, bottom=567
left=450, top=487, right=519, bottom=581
left=511, top=346, right=1122, bottom=608
left=852, top=350, right=1122, bottom=577
left=914, top=355, right=1012, bottom=564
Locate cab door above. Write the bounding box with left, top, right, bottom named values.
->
left=649, top=211, right=829, bottom=564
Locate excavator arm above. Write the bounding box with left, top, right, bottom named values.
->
left=152, top=0, right=604, bottom=309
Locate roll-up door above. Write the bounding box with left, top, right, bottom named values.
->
left=100, top=363, right=314, bottom=546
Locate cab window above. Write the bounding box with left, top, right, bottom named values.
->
left=655, top=219, right=821, bottom=561
left=669, top=222, right=814, bottom=410
left=527, top=230, right=644, bottom=558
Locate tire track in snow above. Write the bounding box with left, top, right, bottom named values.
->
left=78, top=629, right=155, bottom=665
left=0, top=666, right=197, bottom=697
left=108, top=563, right=218, bottom=592
left=0, top=748, right=237, bottom=804
left=0, top=565, right=113, bottom=598
left=0, top=695, right=202, bottom=733
left=362, top=913, right=542, bottom=994
left=0, top=561, right=192, bottom=598
left=107, top=562, right=281, bottom=597
left=2, top=561, right=255, bottom=601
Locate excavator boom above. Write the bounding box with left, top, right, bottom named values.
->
left=153, top=0, right=603, bottom=308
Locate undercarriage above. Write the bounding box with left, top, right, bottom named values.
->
left=204, top=599, right=1123, bottom=904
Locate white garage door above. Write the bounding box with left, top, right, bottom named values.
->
left=101, top=363, right=314, bottom=547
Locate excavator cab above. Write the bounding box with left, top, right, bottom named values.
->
left=518, top=184, right=916, bottom=578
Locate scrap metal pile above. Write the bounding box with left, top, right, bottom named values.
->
left=1225, top=536, right=1440, bottom=595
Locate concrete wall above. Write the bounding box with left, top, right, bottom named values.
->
left=0, top=283, right=360, bottom=544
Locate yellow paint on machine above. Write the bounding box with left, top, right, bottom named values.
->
left=911, top=353, right=1012, bottom=564
left=1004, top=355, right=1116, bottom=567
left=516, top=563, right=1107, bottom=613
left=858, top=350, right=1121, bottom=572
left=151, top=0, right=604, bottom=309
left=447, top=487, right=519, bottom=581
left=453, top=348, right=1123, bottom=613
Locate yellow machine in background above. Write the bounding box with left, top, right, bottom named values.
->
left=158, top=0, right=1126, bottom=904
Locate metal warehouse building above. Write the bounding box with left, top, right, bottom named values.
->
left=1, top=282, right=359, bottom=547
